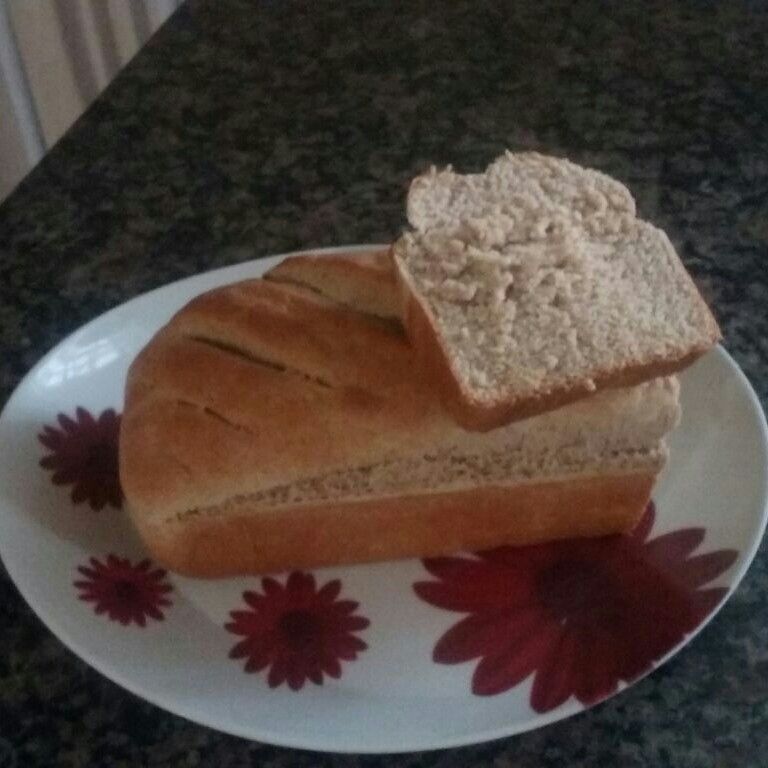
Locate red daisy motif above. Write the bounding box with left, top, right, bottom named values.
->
left=226, top=571, right=370, bottom=690
left=39, top=407, right=122, bottom=510
left=414, top=502, right=737, bottom=713
left=74, top=555, right=173, bottom=626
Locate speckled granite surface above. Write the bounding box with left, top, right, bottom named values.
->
left=1, top=1, right=767, bottom=765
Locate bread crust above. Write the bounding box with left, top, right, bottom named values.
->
left=135, top=472, right=655, bottom=578
left=119, top=275, right=451, bottom=516
left=264, top=248, right=400, bottom=320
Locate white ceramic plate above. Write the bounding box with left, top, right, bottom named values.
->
left=0, top=246, right=766, bottom=754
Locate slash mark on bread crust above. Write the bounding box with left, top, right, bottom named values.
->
left=187, top=335, right=333, bottom=388
left=176, top=399, right=255, bottom=436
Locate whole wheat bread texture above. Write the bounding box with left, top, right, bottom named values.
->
left=393, top=152, right=720, bottom=431
left=120, top=249, right=680, bottom=577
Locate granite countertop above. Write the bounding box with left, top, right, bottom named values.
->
left=1, top=0, right=767, bottom=765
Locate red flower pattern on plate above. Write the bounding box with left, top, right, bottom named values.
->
left=74, top=555, right=173, bottom=626
left=39, top=407, right=122, bottom=510
left=226, top=571, right=370, bottom=690
left=414, top=503, right=737, bottom=713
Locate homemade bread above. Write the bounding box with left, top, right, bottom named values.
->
left=265, top=248, right=399, bottom=320
left=121, top=251, right=680, bottom=577
left=393, top=152, right=720, bottom=431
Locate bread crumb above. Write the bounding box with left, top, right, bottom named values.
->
left=395, top=151, right=717, bottom=408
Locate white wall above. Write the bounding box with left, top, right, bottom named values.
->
left=0, top=0, right=182, bottom=202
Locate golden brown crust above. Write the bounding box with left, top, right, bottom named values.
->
left=135, top=472, right=655, bottom=578
left=120, top=277, right=450, bottom=515
left=394, top=248, right=720, bottom=432
left=264, top=248, right=400, bottom=320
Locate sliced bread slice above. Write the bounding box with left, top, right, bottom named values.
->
left=393, top=152, right=720, bottom=431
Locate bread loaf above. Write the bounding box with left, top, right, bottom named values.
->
left=120, top=250, right=680, bottom=577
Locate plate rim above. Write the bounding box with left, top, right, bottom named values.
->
left=1, top=245, right=766, bottom=753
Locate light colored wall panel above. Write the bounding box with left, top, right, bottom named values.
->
left=75, top=0, right=110, bottom=88
left=147, top=0, right=179, bottom=31
left=0, top=75, right=29, bottom=199
left=105, top=0, right=142, bottom=65
left=0, top=0, right=44, bottom=151
left=1, top=0, right=180, bottom=203
left=6, top=0, right=174, bottom=151
left=7, top=0, right=85, bottom=147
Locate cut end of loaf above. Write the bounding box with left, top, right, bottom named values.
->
left=399, top=258, right=710, bottom=431
left=395, top=151, right=721, bottom=430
